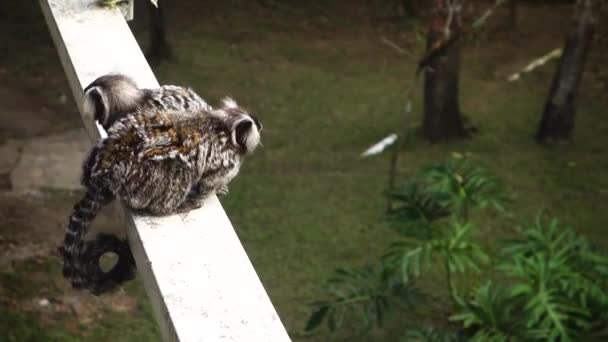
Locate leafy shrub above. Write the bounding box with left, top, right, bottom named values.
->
left=305, top=158, right=608, bottom=341
left=305, top=263, right=425, bottom=333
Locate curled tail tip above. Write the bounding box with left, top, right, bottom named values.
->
left=63, top=191, right=132, bottom=295
left=86, top=234, right=137, bottom=295
left=62, top=233, right=136, bottom=295
left=88, top=233, right=137, bottom=283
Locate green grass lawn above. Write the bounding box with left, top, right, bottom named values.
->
left=1, top=1, right=607, bottom=341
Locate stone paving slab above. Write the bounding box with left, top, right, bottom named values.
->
left=9, top=129, right=90, bottom=191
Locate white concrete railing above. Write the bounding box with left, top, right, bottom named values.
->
left=39, top=1, right=291, bottom=341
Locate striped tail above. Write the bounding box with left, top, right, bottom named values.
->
left=62, top=189, right=136, bottom=295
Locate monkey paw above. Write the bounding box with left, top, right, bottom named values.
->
left=174, top=197, right=203, bottom=213
left=217, top=185, right=229, bottom=196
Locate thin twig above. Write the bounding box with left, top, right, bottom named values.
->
left=444, top=0, right=455, bottom=38
left=473, top=0, right=509, bottom=29
left=387, top=70, right=424, bottom=211
left=379, top=36, right=409, bottom=55
left=421, top=0, right=509, bottom=73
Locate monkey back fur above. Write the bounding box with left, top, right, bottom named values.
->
left=63, top=74, right=262, bottom=294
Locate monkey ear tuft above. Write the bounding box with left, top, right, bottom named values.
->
left=83, top=87, right=109, bottom=126
left=232, top=119, right=260, bottom=153
left=251, top=115, right=263, bottom=132
left=221, top=97, right=239, bottom=109
left=234, top=120, right=252, bottom=146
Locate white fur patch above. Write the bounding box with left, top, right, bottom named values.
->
left=232, top=118, right=261, bottom=154
left=221, top=97, right=239, bottom=109
left=82, top=88, right=96, bottom=118
left=112, top=82, right=141, bottom=111
left=244, top=124, right=261, bottom=153
left=83, top=86, right=107, bottom=124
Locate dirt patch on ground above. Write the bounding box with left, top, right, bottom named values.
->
left=0, top=190, right=138, bottom=337
left=0, top=191, right=124, bottom=266
left=0, top=73, right=138, bottom=331
left=0, top=257, right=139, bottom=330
left=0, top=86, right=61, bottom=142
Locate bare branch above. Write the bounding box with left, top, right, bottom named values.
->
left=386, top=68, right=426, bottom=211
left=379, top=36, right=410, bottom=55
left=473, top=0, right=510, bottom=29
left=444, top=0, right=455, bottom=38
left=508, top=48, right=563, bottom=82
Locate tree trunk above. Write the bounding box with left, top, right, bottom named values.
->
left=402, top=0, right=426, bottom=17
left=422, top=0, right=467, bottom=142
left=147, top=0, right=172, bottom=64
left=508, top=0, right=518, bottom=30
left=536, top=0, right=594, bottom=143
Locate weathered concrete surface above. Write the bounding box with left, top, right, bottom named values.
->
left=9, top=129, right=90, bottom=191
left=0, top=140, right=22, bottom=175
left=0, top=140, right=23, bottom=189
left=0, top=86, right=61, bottom=141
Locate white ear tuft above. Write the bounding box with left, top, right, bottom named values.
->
left=112, top=81, right=141, bottom=110
left=83, top=86, right=109, bottom=126
left=244, top=123, right=261, bottom=153
left=232, top=118, right=261, bottom=154
left=82, top=87, right=97, bottom=119
left=221, top=97, right=239, bottom=109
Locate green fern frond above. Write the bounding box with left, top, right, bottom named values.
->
left=305, top=263, right=424, bottom=333
left=386, top=182, right=452, bottom=239
left=418, top=158, right=511, bottom=219
left=402, top=326, right=462, bottom=342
